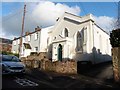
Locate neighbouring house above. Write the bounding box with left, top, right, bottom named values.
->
left=12, top=12, right=112, bottom=64
left=0, top=38, right=12, bottom=52
left=11, top=26, right=41, bottom=57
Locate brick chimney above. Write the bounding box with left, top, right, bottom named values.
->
left=14, top=37, right=16, bottom=40
left=25, top=31, right=30, bottom=35
left=35, top=26, right=41, bottom=31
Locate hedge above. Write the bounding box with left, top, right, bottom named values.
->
left=1, top=51, right=19, bottom=57
left=110, top=29, right=120, bottom=47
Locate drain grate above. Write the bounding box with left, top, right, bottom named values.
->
left=14, top=77, right=38, bottom=87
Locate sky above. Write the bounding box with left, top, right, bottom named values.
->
left=1, top=1, right=119, bottom=40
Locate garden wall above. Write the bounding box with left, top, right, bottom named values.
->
left=21, top=53, right=77, bottom=74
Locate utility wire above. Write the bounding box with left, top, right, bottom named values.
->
left=2, top=3, right=32, bottom=23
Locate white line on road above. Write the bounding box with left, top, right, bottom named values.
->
left=14, top=77, right=38, bottom=87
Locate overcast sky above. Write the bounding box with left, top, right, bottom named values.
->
left=1, top=1, right=118, bottom=40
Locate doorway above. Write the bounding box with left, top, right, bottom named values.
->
left=58, top=44, right=62, bottom=61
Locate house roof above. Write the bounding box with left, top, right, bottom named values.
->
left=13, top=27, right=41, bottom=41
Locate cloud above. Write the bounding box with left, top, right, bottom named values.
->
left=2, top=1, right=117, bottom=40
left=32, top=1, right=80, bottom=27
left=2, top=1, right=80, bottom=39
left=93, top=15, right=117, bottom=33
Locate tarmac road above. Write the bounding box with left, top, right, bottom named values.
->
left=2, top=61, right=120, bottom=89
left=2, top=74, right=57, bottom=89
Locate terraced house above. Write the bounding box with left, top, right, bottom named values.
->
left=12, top=12, right=112, bottom=64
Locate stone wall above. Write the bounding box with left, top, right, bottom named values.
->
left=41, top=60, right=77, bottom=74
left=112, top=47, right=120, bottom=82
left=21, top=54, right=77, bottom=74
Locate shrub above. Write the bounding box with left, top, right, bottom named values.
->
left=110, top=29, right=120, bottom=47
left=1, top=51, right=19, bottom=57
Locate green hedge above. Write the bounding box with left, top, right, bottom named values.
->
left=110, top=29, right=120, bottom=47
left=1, top=51, right=19, bottom=57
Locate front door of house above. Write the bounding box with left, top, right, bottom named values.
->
left=58, top=44, right=62, bottom=61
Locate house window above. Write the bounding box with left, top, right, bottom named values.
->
left=34, top=47, right=38, bottom=52
left=18, top=39, right=20, bottom=44
left=62, top=28, right=69, bottom=37
left=35, top=32, right=38, bottom=40
left=13, top=41, right=16, bottom=45
left=25, top=36, right=28, bottom=42
left=47, top=37, right=49, bottom=46
left=76, top=32, right=83, bottom=52
left=28, top=35, right=31, bottom=42
left=64, top=28, right=68, bottom=37
left=22, top=37, right=25, bottom=43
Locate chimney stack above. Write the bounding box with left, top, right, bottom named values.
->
left=14, top=37, right=16, bottom=40
left=25, top=31, right=30, bottom=35
left=35, top=26, right=41, bottom=31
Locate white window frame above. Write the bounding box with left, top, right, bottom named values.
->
left=28, top=35, right=31, bottom=42
left=25, top=36, right=27, bottom=42
left=18, top=39, right=20, bottom=44
left=35, top=32, right=38, bottom=40
left=76, top=31, right=83, bottom=52
left=13, top=41, right=16, bottom=45
left=22, top=37, right=25, bottom=43
left=62, top=28, right=69, bottom=37
left=64, top=28, right=68, bottom=37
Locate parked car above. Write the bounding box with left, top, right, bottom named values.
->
left=0, top=54, right=25, bottom=75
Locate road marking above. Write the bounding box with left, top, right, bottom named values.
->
left=14, top=77, right=38, bottom=87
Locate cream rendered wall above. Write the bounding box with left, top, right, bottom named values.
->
left=40, top=26, right=53, bottom=52
left=11, top=39, right=19, bottom=54
left=24, top=49, right=31, bottom=57
left=93, top=24, right=111, bottom=55
left=50, top=12, right=111, bottom=63
left=51, top=13, right=94, bottom=61
left=92, top=23, right=112, bottom=63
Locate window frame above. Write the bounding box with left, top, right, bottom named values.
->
left=76, top=31, right=83, bottom=53
left=13, top=40, right=16, bottom=46
left=35, top=32, right=38, bottom=40
left=28, top=35, right=31, bottom=42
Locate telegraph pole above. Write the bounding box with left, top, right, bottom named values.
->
left=19, top=4, right=26, bottom=58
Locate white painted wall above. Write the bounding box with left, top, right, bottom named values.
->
left=92, top=23, right=112, bottom=64
left=40, top=26, right=53, bottom=52
left=50, top=12, right=111, bottom=63
left=11, top=12, right=112, bottom=64
left=24, top=49, right=31, bottom=57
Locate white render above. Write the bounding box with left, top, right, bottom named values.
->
left=11, top=12, right=112, bottom=64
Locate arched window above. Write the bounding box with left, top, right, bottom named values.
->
left=76, top=31, right=83, bottom=52
left=64, top=28, right=68, bottom=37
left=47, top=37, right=49, bottom=46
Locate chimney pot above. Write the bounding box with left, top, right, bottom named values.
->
left=35, top=26, right=41, bottom=31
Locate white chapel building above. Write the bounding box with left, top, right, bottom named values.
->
left=12, top=12, right=112, bottom=64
